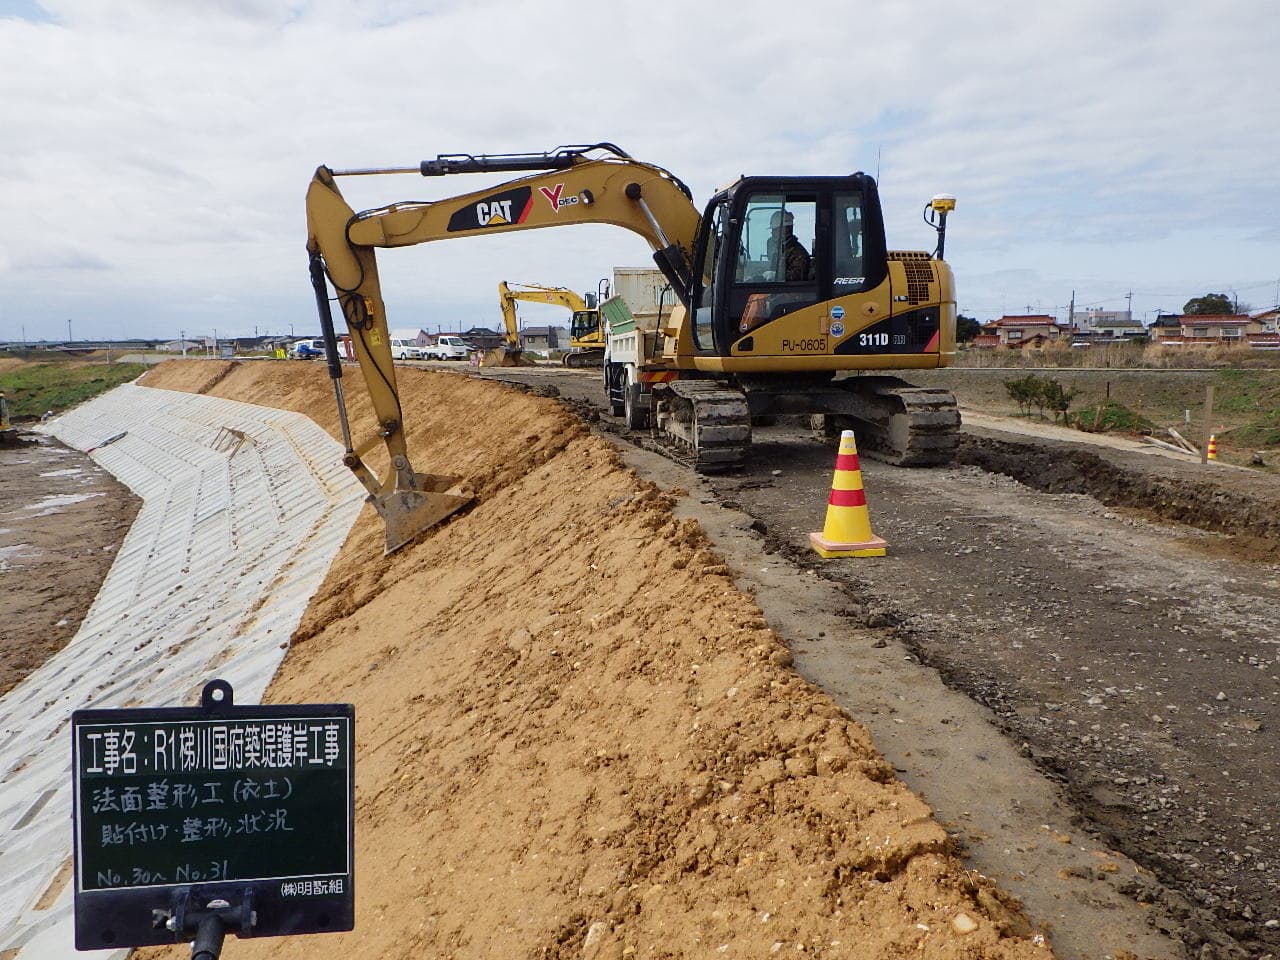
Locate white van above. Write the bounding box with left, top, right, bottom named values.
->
left=389, top=338, right=422, bottom=360
left=427, top=335, right=473, bottom=361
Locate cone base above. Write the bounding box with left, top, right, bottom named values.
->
left=809, top=531, right=888, bottom=558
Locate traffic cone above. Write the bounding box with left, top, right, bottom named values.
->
left=810, top=430, right=887, bottom=558
left=1207, top=435, right=1218, bottom=460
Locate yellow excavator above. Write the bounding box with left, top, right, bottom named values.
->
left=305, top=143, right=958, bottom=552
left=491, top=281, right=605, bottom=367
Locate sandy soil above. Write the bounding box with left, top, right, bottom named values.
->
left=126, top=360, right=1052, bottom=960
left=0, top=432, right=140, bottom=696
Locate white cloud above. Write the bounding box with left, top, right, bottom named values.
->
left=1, top=0, right=1277, bottom=342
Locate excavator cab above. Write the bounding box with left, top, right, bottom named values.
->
left=688, top=175, right=893, bottom=359
left=570, top=308, right=601, bottom=343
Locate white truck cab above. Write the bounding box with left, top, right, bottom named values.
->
left=429, top=335, right=473, bottom=360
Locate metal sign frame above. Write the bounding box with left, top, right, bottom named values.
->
left=71, top=680, right=354, bottom=951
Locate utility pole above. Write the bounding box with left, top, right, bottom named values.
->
left=67, top=318, right=72, bottom=343
left=1125, top=291, right=1133, bottom=323
left=181, top=329, right=187, bottom=358
left=1068, top=290, right=1075, bottom=330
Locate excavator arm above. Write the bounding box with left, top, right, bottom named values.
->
left=304, top=144, right=702, bottom=553
left=496, top=281, right=521, bottom=350
left=499, top=284, right=588, bottom=314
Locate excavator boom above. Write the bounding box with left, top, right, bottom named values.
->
left=305, top=145, right=701, bottom=552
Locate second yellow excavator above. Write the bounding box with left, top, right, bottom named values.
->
left=492, top=281, right=606, bottom=367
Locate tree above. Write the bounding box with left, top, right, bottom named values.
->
left=956, top=314, right=982, bottom=342
left=1042, top=379, right=1077, bottom=424
left=1004, top=374, right=1040, bottom=416
left=1183, top=293, right=1234, bottom=315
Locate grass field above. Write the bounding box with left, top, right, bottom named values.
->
left=907, top=366, right=1280, bottom=469
left=0, top=357, right=148, bottom=419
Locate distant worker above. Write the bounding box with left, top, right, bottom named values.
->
left=769, top=210, right=811, bottom=281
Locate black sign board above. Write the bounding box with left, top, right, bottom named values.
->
left=72, top=680, right=354, bottom=951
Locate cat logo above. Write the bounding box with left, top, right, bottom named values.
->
left=447, top=186, right=534, bottom=232
left=539, top=183, right=579, bottom=212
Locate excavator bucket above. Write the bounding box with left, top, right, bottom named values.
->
left=376, top=471, right=474, bottom=555
left=484, top=345, right=526, bottom=367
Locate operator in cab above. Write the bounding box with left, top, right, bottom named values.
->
left=768, top=210, right=811, bottom=281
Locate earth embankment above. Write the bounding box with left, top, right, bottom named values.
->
left=135, top=360, right=1050, bottom=959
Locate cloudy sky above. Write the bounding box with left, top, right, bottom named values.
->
left=1, top=0, right=1277, bottom=344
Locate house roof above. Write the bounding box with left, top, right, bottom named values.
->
left=996, top=315, right=1057, bottom=325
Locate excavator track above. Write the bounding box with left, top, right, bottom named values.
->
left=824, top=376, right=961, bottom=466
left=651, top=380, right=751, bottom=473
left=563, top=348, right=605, bottom=368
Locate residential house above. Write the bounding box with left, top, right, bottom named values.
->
left=965, top=320, right=1001, bottom=349
left=993, top=315, right=1070, bottom=348
left=1177, top=315, right=1260, bottom=346
left=1250, top=307, right=1280, bottom=333
left=1080, top=309, right=1146, bottom=341
left=1246, top=308, right=1280, bottom=348
left=520, top=325, right=566, bottom=353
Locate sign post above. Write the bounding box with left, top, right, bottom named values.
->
left=71, top=679, right=354, bottom=955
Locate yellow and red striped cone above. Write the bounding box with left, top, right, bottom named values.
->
left=1207, top=434, right=1218, bottom=460
left=809, top=430, right=887, bottom=558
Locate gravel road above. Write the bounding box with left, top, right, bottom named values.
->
left=460, top=361, right=1280, bottom=960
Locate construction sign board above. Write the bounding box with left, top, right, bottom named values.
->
left=71, top=680, right=354, bottom=950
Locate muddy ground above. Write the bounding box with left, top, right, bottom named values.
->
left=5, top=359, right=1278, bottom=959
left=0, top=432, right=139, bottom=696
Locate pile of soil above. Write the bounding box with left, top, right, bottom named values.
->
left=134, top=360, right=1051, bottom=959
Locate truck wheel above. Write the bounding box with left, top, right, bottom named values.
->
left=624, top=383, right=649, bottom=430
left=606, top=365, right=625, bottom=416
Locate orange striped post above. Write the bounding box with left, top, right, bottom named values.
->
left=810, top=430, right=887, bottom=558
left=1207, top=434, right=1218, bottom=460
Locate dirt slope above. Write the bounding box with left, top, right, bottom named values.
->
left=136, top=360, right=1050, bottom=959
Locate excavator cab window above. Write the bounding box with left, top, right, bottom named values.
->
left=692, top=200, right=728, bottom=352
left=571, top=309, right=600, bottom=340
left=727, top=195, right=819, bottom=342
left=833, top=193, right=868, bottom=292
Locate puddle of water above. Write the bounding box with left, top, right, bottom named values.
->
left=22, top=492, right=104, bottom=516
